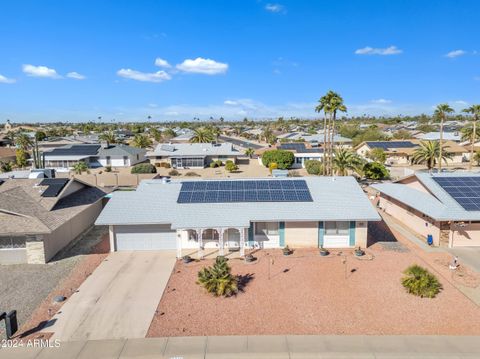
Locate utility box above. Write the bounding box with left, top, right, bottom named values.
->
left=6, top=310, right=18, bottom=339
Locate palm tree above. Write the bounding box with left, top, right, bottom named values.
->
left=244, top=148, right=255, bottom=158
left=72, top=161, right=88, bottom=174
left=99, top=130, right=117, bottom=144
left=332, top=148, right=363, bottom=176
left=315, top=94, right=330, bottom=175
left=15, top=132, right=33, bottom=150
left=260, top=126, right=273, bottom=143
left=434, top=104, right=454, bottom=171
left=462, top=105, right=480, bottom=170
left=190, top=127, right=215, bottom=143
left=132, top=133, right=153, bottom=148
left=412, top=140, right=452, bottom=171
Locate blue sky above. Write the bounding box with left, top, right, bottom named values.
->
left=0, top=0, right=479, bottom=122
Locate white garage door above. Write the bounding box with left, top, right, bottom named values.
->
left=115, top=224, right=177, bottom=250
left=323, top=235, right=350, bottom=248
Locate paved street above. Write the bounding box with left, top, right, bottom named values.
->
left=47, top=251, right=176, bottom=341
left=2, top=335, right=480, bottom=358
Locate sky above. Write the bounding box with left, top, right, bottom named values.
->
left=0, top=0, right=479, bottom=123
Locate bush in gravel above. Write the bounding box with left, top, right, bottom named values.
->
left=305, top=159, right=323, bottom=175
left=131, top=163, right=157, bottom=174
left=401, top=264, right=442, bottom=298
left=185, top=171, right=200, bottom=177
left=197, top=256, right=238, bottom=297
left=168, top=169, right=180, bottom=176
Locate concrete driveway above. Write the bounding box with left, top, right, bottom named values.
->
left=49, top=251, right=176, bottom=341
left=447, top=247, right=480, bottom=272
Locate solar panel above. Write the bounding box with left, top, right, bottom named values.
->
left=366, top=141, right=416, bottom=151
left=46, top=145, right=100, bottom=157
left=177, top=179, right=313, bottom=204
left=433, top=176, right=480, bottom=211
left=40, top=178, right=69, bottom=197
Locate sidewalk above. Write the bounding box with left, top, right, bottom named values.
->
left=2, top=335, right=480, bottom=359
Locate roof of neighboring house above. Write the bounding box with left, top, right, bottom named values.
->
left=147, top=143, right=240, bottom=158
left=44, top=144, right=101, bottom=158
left=0, top=178, right=107, bottom=235
left=0, top=147, right=16, bottom=159
left=97, top=144, right=146, bottom=157
left=96, top=176, right=380, bottom=229
left=372, top=172, right=480, bottom=221
left=357, top=139, right=467, bottom=155
left=303, top=133, right=352, bottom=143
left=416, top=132, right=461, bottom=142
left=278, top=143, right=324, bottom=154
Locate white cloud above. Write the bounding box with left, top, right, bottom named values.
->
left=224, top=100, right=239, bottom=106
left=66, top=71, right=86, bottom=80
left=453, top=100, right=468, bottom=105
left=445, top=50, right=466, bottom=58
left=265, top=3, right=286, bottom=13
left=371, top=99, right=392, bottom=104
left=22, top=64, right=60, bottom=78
left=0, top=73, right=16, bottom=84
left=154, top=58, right=171, bottom=68
left=116, top=68, right=172, bottom=83
left=176, top=57, right=228, bottom=75
left=355, top=46, right=402, bottom=56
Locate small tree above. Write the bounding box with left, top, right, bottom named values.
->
left=197, top=256, right=239, bottom=297
left=0, top=161, right=13, bottom=173
left=305, top=160, right=323, bottom=175
left=72, top=161, right=88, bottom=174
left=367, top=148, right=386, bottom=164
left=244, top=148, right=255, bottom=158
left=225, top=160, right=238, bottom=172
left=261, top=150, right=294, bottom=169
left=15, top=148, right=28, bottom=167
left=363, top=162, right=389, bottom=180
left=131, top=163, right=157, bottom=174
left=402, top=265, right=442, bottom=298
left=474, top=151, right=480, bottom=166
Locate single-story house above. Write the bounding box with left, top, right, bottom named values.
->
left=147, top=143, right=241, bottom=168
left=277, top=143, right=324, bottom=169
left=37, top=135, right=100, bottom=151
left=373, top=172, right=480, bottom=247
left=43, top=143, right=146, bottom=169
left=355, top=140, right=468, bottom=165
left=303, top=133, right=353, bottom=147
left=95, top=176, right=380, bottom=258
left=0, top=177, right=108, bottom=264
left=415, top=132, right=461, bottom=142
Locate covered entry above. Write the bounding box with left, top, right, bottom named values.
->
left=114, top=224, right=176, bottom=250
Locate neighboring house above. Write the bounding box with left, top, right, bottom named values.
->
left=0, top=147, right=16, bottom=163
left=277, top=143, right=324, bottom=169
left=95, top=177, right=380, bottom=257
left=147, top=143, right=241, bottom=168
left=0, top=133, right=13, bottom=147
left=303, top=133, right=353, bottom=147
left=38, top=135, right=99, bottom=151
left=43, top=143, right=146, bottom=169
left=415, top=132, right=461, bottom=142
left=355, top=140, right=467, bottom=165
left=170, top=129, right=195, bottom=143
left=0, top=177, right=107, bottom=264
left=373, top=172, right=480, bottom=247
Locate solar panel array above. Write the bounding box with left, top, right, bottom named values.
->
left=279, top=143, right=324, bottom=153
left=366, top=141, right=416, bottom=151
left=47, top=145, right=100, bottom=156
left=432, top=176, right=480, bottom=211
left=177, top=179, right=313, bottom=204
left=40, top=178, right=69, bottom=197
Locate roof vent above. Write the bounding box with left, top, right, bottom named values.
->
left=161, top=177, right=170, bottom=184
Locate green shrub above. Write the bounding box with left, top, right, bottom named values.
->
left=210, top=161, right=217, bottom=168
left=305, top=159, right=323, bottom=175
left=215, top=160, right=223, bottom=167
left=131, top=163, right=157, bottom=174
left=197, top=256, right=238, bottom=297
left=185, top=171, right=200, bottom=177
left=225, top=161, right=238, bottom=172
left=401, top=265, right=442, bottom=298
left=261, top=150, right=294, bottom=169
left=168, top=169, right=180, bottom=176
left=363, top=162, right=389, bottom=180
left=105, top=165, right=112, bottom=172
left=288, top=170, right=301, bottom=177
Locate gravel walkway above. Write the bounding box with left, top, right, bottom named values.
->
left=148, top=244, right=480, bottom=337
left=0, top=225, right=108, bottom=339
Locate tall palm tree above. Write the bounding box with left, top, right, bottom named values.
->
left=434, top=103, right=454, bottom=171
left=244, top=148, right=255, bottom=158
left=15, top=132, right=33, bottom=150
left=412, top=140, right=452, bottom=171
left=462, top=105, right=480, bottom=170
left=190, top=127, right=215, bottom=143
left=327, top=92, right=347, bottom=175
left=132, top=133, right=153, bottom=148
left=332, top=148, right=363, bottom=176
left=99, top=130, right=117, bottom=144
left=315, top=94, right=331, bottom=175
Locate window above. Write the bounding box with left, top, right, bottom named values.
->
left=325, top=221, right=349, bottom=236
left=123, top=156, right=128, bottom=165
left=255, top=222, right=279, bottom=236
left=0, top=236, right=26, bottom=249
left=106, top=156, right=111, bottom=166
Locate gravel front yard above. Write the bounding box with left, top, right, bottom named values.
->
left=0, top=225, right=108, bottom=339
left=148, top=243, right=480, bottom=337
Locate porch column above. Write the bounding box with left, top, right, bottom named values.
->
left=176, top=231, right=182, bottom=259
left=238, top=227, right=245, bottom=257
left=218, top=228, right=225, bottom=256
left=196, top=228, right=204, bottom=259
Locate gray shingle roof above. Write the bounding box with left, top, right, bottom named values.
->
left=372, top=172, right=480, bottom=221
left=97, top=144, right=146, bottom=157
left=96, top=176, right=380, bottom=229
